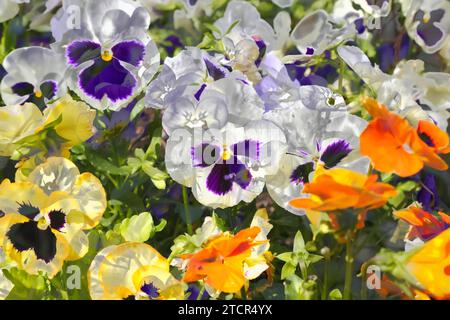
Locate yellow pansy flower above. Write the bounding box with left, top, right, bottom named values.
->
left=0, top=157, right=106, bottom=278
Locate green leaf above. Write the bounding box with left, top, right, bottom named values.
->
left=329, top=289, right=343, bottom=300
left=293, top=231, right=306, bottom=253
left=281, top=262, right=297, bottom=280
left=276, top=252, right=293, bottom=263
left=154, top=218, right=167, bottom=232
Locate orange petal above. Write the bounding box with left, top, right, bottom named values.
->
left=360, top=116, right=424, bottom=177
left=417, top=120, right=450, bottom=152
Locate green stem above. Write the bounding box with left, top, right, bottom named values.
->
left=240, top=287, right=247, bottom=300
left=343, top=232, right=354, bottom=300
left=182, top=186, right=193, bottom=235
left=360, top=262, right=369, bottom=300
left=338, top=57, right=345, bottom=93
left=197, top=284, right=206, bottom=300
left=321, top=257, right=329, bottom=300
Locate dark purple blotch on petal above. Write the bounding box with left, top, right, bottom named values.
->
left=253, top=37, right=267, bottom=67
left=206, top=157, right=252, bottom=195
left=290, top=162, right=314, bottom=185
left=49, top=209, right=66, bottom=231
left=66, top=40, right=101, bottom=66
left=194, top=83, right=207, bottom=101
left=204, top=58, right=227, bottom=81
left=40, top=80, right=58, bottom=100
left=17, top=202, right=40, bottom=220
left=141, top=283, right=160, bottom=299
left=320, top=140, right=352, bottom=168
left=6, top=221, right=57, bottom=263
left=11, top=82, right=34, bottom=97
left=78, top=59, right=137, bottom=102
left=112, top=40, right=145, bottom=67
left=354, top=18, right=365, bottom=34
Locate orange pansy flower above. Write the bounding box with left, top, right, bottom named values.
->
left=394, top=206, right=450, bottom=241
left=181, top=226, right=263, bottom=293
left=289, top=166, right=396, bottom=212
left=406, top=228, right=450, bottom=300
left=360, top=97, right=449, bottom=177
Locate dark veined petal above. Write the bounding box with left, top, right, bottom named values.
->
left=6, top=221, right=57, bottom=263
left=112, top=40, right=145, bottom=67
left=49, top=209, right=66, bottom=231
left=78, top=59, right=137, bottom=102
left=66, top=40, right=101, bottom=66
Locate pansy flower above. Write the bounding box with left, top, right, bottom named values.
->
left=395, top=206, right=450, bottom=242
left=359, top=97, right=450, bottom=177
left=291, top=10, right=356, bottom=57
left=88, top=242, right=185, bottom=300
left=166, top=120, right=286, bottom=208
left=264, top=106, right=369, bottom=215
left=0, top=157, right=106, bottom=277
left=214, top=0, right=277, bottom=51
left=406, top=228, right=450, bottom=300
left=289, top=166, right=396, bottom=212
left=145, top=47, right=228, bottom=110
left=51, top=0, right=160, bottom=110
left=338, top=45, right=450, bottom=129
left=0, top=95, right=95, bottom=158
left=176, top=209, right=272, bottom=294
left=401, top=0, right=450, bottom=54
left=0, top=47, right=67, bottom=108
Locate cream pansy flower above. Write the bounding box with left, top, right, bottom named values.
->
left=88, top=242, right=185, bottom=300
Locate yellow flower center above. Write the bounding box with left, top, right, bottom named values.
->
left=423, top=13, right=430, bottom=24
left=222, top=145, right=231, bottom=161
left=34, top=90, right=43, bottom=98
left=37, top=217, right=49, bottom=230
left=101, top=50, right=113, bottom=62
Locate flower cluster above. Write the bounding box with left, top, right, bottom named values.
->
left=0, top=0, right=449, bottom=301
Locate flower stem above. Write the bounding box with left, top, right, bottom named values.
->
left=321, top=257, right=329, bottom=300
left=197, top=284, right=206, bottom=300
left=182, top=185, right=193, bottom=235
left=343, top=231, right=354, bottom=300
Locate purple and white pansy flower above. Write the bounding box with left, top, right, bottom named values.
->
left=401, top=0, right=450, bottom=54
left=263, top=99, right=369, bottom=215
left=50, top=0, right=159, bottom=110
left=0, top=46, right=67, bottom=108
left=165, top=121, right=287, bottom=209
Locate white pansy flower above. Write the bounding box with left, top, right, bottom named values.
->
left=1, top=47, right=67, bottom=108
left=264, top=98, right=369, bottom=215
left=338, top=45, right=450, bottom=129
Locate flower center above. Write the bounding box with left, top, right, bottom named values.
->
left=423, top=12, right=430, bottom=23
left=34, top=89, right=43, bottom=98
left=222, top=145, right=232, bottom=161
left=36, top=216, right=49, bottom=230
left=101, top=50, right=113, bottom=62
